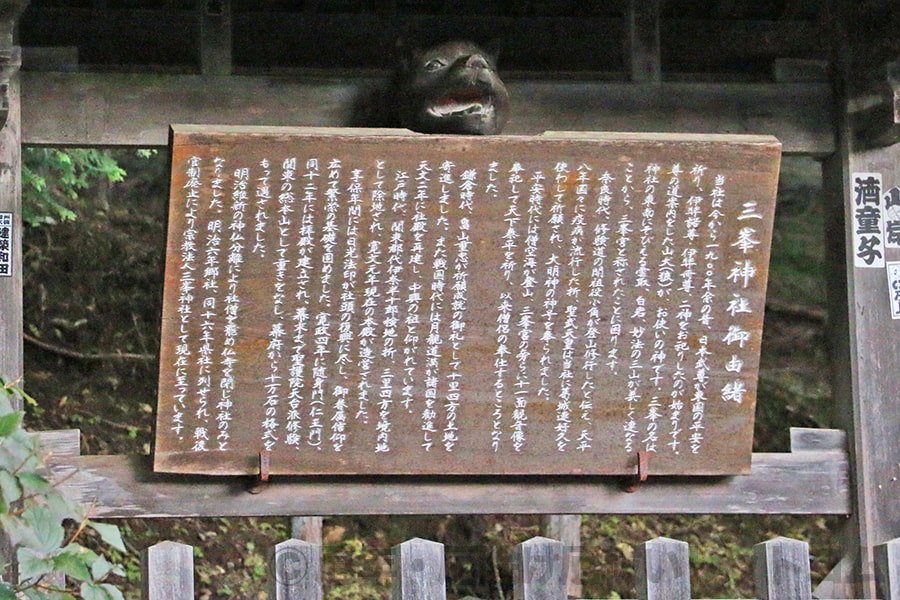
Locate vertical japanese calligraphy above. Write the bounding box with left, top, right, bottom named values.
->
left=156, top=127, right=781, bottom=477
left=0, top=212, right=12, bottom=278
left=851, top=172, right=885, bottom=268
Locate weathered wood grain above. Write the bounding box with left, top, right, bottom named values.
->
left=635, top=537, right=690, bottom=600
left=141, top=541, right=194, bottom=600
left=46, top=445, right=850, bottom=518
left=875, top=538, right=900, bottom=600
left=824, top=52, right=900, bottom=598
left=20, top=72, right=833, bottom=155
left=0, top=40, right=22, bottom=586
left=0, top=52, right=22, bottom=400
left=626, top=0, right=661, bottom=83
left=512, top=537, right=568, bottom=600
left=34, top=428, right=81, bottom=458
left=392, top=538, right=445, bottom=600
left=199, top=0, right=231, bottom=76
left=753, top=537, right=812, bottom=600
left=541, top=515, right=581, bottom=598
left=789, top=427, right=846, bottom=453
left=269, top=539, right=323, bottom=600
left=156, top=127, right=779, bottom=477
left=291, top=516, right=324, bottom=545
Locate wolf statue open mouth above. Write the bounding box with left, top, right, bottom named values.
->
left=396, top=41, right=510, bottom=135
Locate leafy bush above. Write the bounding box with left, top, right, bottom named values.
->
left=0, top=378, right=125, bottom=599
left=21, top=149, right=154, bottom=227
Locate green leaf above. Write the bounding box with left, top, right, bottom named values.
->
left=99, top=583, right=125, bottom=600
left=80, top=581, right=120, bottom=600
left=0, top=513, right=39, bottom=548
left=25, top=590, right=75, bottom=600
left=0, top=470, right=22, bottom=506
left=90, top=555, right=116, bottom=580
left=20, top=506, right=66, bottom=553
left=0, top=412, right=22, bottom=437
left=54, top=547, right=93, bottom=582
left=17, top=471, right=53, bottom=494
left=0, top=582, right=16, bottom=600
left=0, top=393, right=15, bottom=418
left=16, top=546, right=55, bottom=581
left=89, top=521, right=126, bottom=553
left=46, top=489, right=83, bottom=522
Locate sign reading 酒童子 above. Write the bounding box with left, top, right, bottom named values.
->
left=155, top=126, right=781, bottom=476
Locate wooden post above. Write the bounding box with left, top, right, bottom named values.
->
left=391, top=538, right=446, bottom=600
left=37, top=430, right=81, bottom=591
left=0, top=0, right=25, bottom=404
left=625, top=0, right=661, bottom=83
left=199, top=0, right=231, bottom=75
left=875, top=538, right=900, bottom=600
left=753, top=536, right=812, bottom=600
left=634, top=537, right=690, bottom=600
left=269, top=539, right=323, bottom=600
left=512, top=536, right=568, bottom=600
left=823, top=5, right=900, bottom=592
left=541, top=515, right=581, bottom=598
left=0, top=1, right=26, bottom=587
left=292, top=516, right=324, bottom=544
left=141, top=541, right=194, bottom=600
left=290, top=514, right=324, bottom=596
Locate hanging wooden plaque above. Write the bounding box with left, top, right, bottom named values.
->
left=154, top=126, right=781, bottom=476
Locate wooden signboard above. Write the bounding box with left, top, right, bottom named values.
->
left=155, top=126, right=781, bottom=476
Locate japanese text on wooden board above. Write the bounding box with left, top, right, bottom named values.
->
left=155, top=127, right=781, bottom=476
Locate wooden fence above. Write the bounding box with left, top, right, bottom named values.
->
left=140, top=534, right=900, bottom=600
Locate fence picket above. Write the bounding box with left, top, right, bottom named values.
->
left=753, top=536, right=812, bottom=600
left=635, top=536, right=690, bottom=600
left=141, top=541, right=194, bottom=600
left=392, top=537, right=446, bottom=600
left=875, top=537, right=900, bottom=600
left=542, top=514, right=582, bottom=598
left=512, top=536, right=568, bottom=600
left=269, top=538, right=323, bottom=600
left=131, top=532, right=847, bottom=599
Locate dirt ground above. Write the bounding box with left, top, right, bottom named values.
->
left=20, top=150, right=843, bottom=599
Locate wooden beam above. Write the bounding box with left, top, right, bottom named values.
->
left=825, top=47, right=900, bottom=597
left=853, top=61, right=900, bottom=148
left=20, top=72, right=835, bottom=155
left=17, top=9, right=829, bottom=74
left=46, top=444, right=850, bottom=518
left=199, top=0, right=231, bottom=76
left=626, top=0, right=661, bottom=83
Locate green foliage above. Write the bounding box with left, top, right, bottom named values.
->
left=21, top=149, right=132, bottom=227
left=0, top=378, right=125, bottom=599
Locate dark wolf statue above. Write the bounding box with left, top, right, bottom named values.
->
left=352, top=40, right=510, bottom=135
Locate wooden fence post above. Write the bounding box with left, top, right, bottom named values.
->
left=875, top=537, right=900, bottom=600
left=292, top=516, right=324, bottom=545
left=542, top=515, right=582, bottom=598
left=141, top=541, right=194, bottom=600
left=753, top=536, right=811, bottom=600
left=392, top=538, right=446, bottom=600
left=634, top=536, right=690, bottom=600
left=0, top=1, right=25, bottom=401
left=269, top=538, right=323, bottom=600
left=512, top=536, right=568, bottom=600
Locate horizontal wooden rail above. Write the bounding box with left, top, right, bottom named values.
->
left=20, top=8, right=828, bottom=72
left=44, top=428, right=849, bottom=518
left=20, top=72, right=834, bottom=155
